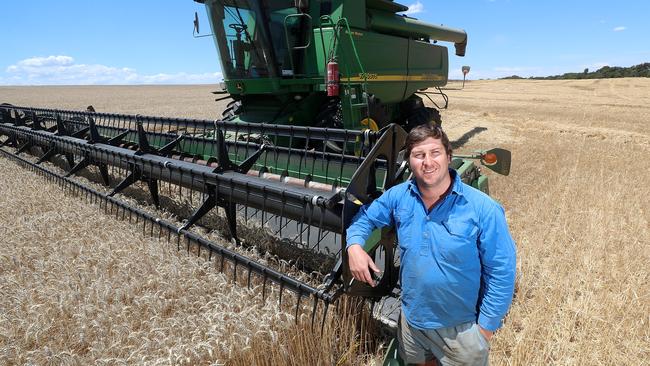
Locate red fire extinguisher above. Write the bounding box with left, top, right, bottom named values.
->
left=326, top=58, right=339, bottom=97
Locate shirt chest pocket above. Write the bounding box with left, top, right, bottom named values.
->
left=438, top=220, right=479, bottom=263
left=394, top=209, right=413, bottom=243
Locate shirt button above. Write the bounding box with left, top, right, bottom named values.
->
left=426, top=216, right=430, bottom=221
left=423, top=232, right=429, bottom=238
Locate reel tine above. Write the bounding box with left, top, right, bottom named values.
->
left=233, top=261, right=238, bottom=283
left=320, top=300, right=330, bottom=335
left=278, top=217, right=292, bottom=236
left=153, top=116, right=160, bottom=139
left=301, top=130, right=311, bottom=178
left=295, top=292, right=302, bottom=324
left=315, top=207, right=326, bottom=251
left=232, top=122, right=239, bottom=160
left=190, top=173, right=195, bottom=206
left=201, top=119, right=208, bottom=157
left=287, top=128, right=294, bottom=174
left=337, top=134, right=349, bottom=181
left=196, top=235, right=201, bottom=257
left=324, top=154, right=332, bottom=185
left=247, top=265, right=252, bottom=289
left=306, top=202, right=316, bottom=249
left=167, top=161, right=173, bottom=197
left=260, top=186, right=267, bottom=227
left=243, top=182, right=250, bottom=226
left=262, top=276, right=268, bottom=303
left=311, top=296, right=319, bottom=329
left=276, top=191, right=286, bottom=237
left=178, top=169, right=183, bottom=201
left=263, top=213, right=275, bottom=229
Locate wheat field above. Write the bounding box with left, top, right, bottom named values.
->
left=0, top=78, right=649, bottom=365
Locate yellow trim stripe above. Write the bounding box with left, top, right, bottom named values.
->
left=347, top=74, right=446, bottom=82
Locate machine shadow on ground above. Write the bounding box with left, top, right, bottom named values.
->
left=450, top=126, right=488, bottom=150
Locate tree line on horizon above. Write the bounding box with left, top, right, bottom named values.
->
left=500, top=63, right=650, bottom=80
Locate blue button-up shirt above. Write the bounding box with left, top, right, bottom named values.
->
left=346, top=170, right=516, bottom=331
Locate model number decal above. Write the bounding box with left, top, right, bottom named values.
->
left=358, top=73, right=378, bottom=80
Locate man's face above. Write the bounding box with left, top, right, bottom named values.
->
left=408, top=137, right=451, bottom=190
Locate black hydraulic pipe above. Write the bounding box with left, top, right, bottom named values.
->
left=0, top=122, right=345, bottom=233
left=44, top=115, right=383, bottom=169
left=4, top=105, right=376, bottom=142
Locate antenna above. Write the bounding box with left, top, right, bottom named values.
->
left=462, top=66, right=470, bottom=88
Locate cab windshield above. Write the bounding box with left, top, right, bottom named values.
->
left=205, top=0, right=296, bottom=79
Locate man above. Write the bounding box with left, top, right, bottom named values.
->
left=346, top=124, right=516, bottom=365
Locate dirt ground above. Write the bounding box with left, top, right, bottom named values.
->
left=1, top=78, right=649, bottom=365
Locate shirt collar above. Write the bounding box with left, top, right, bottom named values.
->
left=407, top=168, right=464, bottom=197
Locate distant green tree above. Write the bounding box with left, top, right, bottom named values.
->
left=501, top=63, right=649, bottom=80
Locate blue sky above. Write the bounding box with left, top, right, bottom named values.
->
left=1, top=0, right=647, bottom=85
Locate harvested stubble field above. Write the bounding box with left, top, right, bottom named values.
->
left=0, top=78, right=649, bottom=365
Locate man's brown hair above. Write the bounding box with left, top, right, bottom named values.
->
left=405, top=124, right=453, bottom=158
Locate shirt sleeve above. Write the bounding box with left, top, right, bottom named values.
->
left=345, top=188, right=396, bottom=249
left=477, top=203, right=517, bottom=332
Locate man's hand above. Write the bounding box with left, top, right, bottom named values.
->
left=478, top=326, right=493, bottom=341
left=347, top=244, right=380, bottom=286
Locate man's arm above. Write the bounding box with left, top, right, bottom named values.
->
left=477, top=203, right=517, bottom=333
left=346, top=189, right=395, bottom=286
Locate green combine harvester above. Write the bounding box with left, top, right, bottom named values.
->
left=0, top=1, right=510, bottom=364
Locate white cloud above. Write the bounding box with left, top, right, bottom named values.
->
left=15, top=55, right=74, bottom=68
left=613, top=26, right=626, bottom=32
left=403, top=1, right=424, bottom=15
left=1, top=55, right=221, bottom=85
